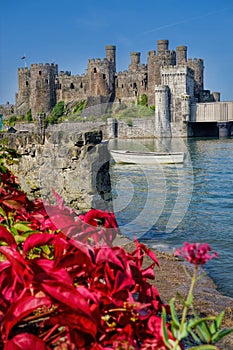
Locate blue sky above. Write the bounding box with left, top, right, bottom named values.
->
left=1, top=0, right=233, bottom=104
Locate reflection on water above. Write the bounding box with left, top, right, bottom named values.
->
left=109, top=137, right=233, bottom=297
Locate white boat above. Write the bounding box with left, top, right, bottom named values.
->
left=110, top=150, right=185, bottom=164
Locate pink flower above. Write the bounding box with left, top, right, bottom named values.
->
left=174, top=242, right=218, bottom=266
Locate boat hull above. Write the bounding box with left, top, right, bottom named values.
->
left=110, top=150, right=184, bottom=164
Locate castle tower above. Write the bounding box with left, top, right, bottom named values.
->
left=187, top=58, right=204, bottom=100
left=105, top=45, right=116, bottom=72
left=130, top=52, right=140, bottom=65
left=15, top=67, right=31, bottom=115
left=29, top=63, right=58, bottom=118
left=147, top=40, right=176, bottom=106
left=155, top=85, right=171, bottom=137
left=157, top=40, right=169, bottom=55
left=176, top=46, right=187, bottom=65
left=160, top=66, right=194, bottom=125
left=129, top=52, right=141, bottom=71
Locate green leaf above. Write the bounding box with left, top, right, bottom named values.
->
left=176, top=292, right=186, bottom=306
left=188, top=345, right=217, bottom=350
left=0, top=207, right=7, bottom=219
left=196, top=322, right=211, bottom=343
left=188, top=329, right=202, bottom=345
left=188, top=316, right=216, bottom=330
left=169, top=298, right=180, bottom=328
left=14, top=235, right=27, bottom=243
left=161, top=307, right=172, bottom=350
left=212, top=328, right=233, bottom=343
left=9, top=227, right=18, bottom=236
left=180, top=326, right=189, bottom=340
left=186, top=292, right=193, bottom=306
left=210, top=311, right=224, bottom=334
left=13, top=223, right=32, bottom=233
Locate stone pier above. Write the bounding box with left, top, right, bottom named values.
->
left=217, top=122, right=231, bottom=137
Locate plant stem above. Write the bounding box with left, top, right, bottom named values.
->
left=173, top=265, right=198, bottom=349
left=181, top=265, right=198, bottom=326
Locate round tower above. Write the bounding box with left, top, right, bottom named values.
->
left=176, top=46, right=187, bottom=65
left=155, top=85, right=171, bottom=137
left=157, top=40, right=169, bottom=55
left=106, top=45, right=116, bottom=72
left=130, top=52, right=141, bottom=65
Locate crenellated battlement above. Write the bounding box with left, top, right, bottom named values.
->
left=14, top=39, right=216, bottom=119
left=18, top=67, right=29, bottom=73
left=188, top=58, right=204, bottom=64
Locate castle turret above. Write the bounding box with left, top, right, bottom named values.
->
left=105, top=45, right=116, bottom=72
left=128, top=52, right=141, bottom=71
left=130, top=52, right=140, bottom=65
left=155, top=85, right=171, bottom=137
left=176, top=46, right=187, bottom=65
left=157, top=40, right=169, bottom=55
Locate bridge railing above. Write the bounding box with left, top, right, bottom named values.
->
left=190, top=101, right=233, bottom=122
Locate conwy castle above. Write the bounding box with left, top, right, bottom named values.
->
left=8, top=40, right=233, bottom=137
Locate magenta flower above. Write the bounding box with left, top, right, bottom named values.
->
left=175, top=242, right=218, bottom=266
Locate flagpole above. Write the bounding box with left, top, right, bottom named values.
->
left=21, top=55, right=27, bottom=68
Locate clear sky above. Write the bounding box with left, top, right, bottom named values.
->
left=1, top=0, right=233, bottom=104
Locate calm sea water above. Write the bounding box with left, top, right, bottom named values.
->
left=109, top=137, right=233, bottom=298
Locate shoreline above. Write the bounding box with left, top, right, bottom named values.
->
left=114, top=236, right=233, bottom=349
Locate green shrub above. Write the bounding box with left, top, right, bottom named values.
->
left=150, top=105, right=155, bottom=111
left=73, top=100, right=87, bottom=115
left=52, top=101, right=65, bottom=119
left=138, top=94, right=148, bottom=106
left=26, top=109, right=32, bottom=122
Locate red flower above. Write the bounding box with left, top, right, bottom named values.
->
left=175, top=242, right=218, bottom=266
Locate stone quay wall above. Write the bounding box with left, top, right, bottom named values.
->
left=0, top=130, right=112, bottom=212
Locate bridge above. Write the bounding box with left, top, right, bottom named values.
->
left=189, top=101, right=233, bottom=137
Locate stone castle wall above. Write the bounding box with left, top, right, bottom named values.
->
left=14, top=39, right=218, bottom=120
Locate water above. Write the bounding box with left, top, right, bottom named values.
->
left=109, top=137, right=233, bottom=298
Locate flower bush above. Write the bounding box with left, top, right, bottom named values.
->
left=0, top=146, right=232, bottom=349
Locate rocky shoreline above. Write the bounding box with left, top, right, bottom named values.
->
left=115, top=237, right=233, bottom=349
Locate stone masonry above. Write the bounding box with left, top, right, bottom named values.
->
left=1, top=130, right=112, bottom=211
left=14, top=40, right=220, bottom=119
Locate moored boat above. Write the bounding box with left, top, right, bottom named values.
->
left=110, top=150, right=185, bottom=164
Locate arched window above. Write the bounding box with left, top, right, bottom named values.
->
left=70, top=83, right=74, bottom=89
left=93, top=67, right=97, bottom=73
